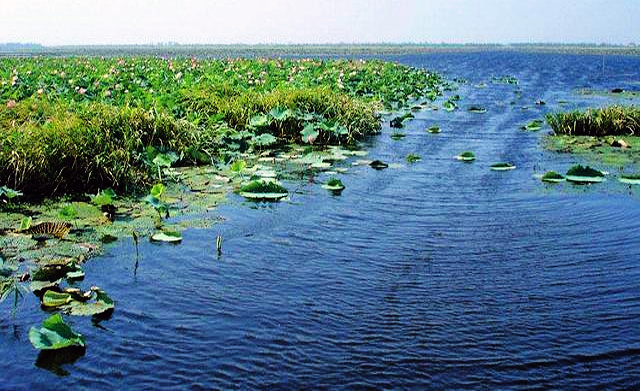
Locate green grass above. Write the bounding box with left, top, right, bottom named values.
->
left=546, top=105, right=640, bottom=137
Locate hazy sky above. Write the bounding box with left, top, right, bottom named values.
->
left=1, top=0, right=638, bottom=46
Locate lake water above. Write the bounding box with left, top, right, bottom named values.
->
left=2, top=51, right=640, bottom=389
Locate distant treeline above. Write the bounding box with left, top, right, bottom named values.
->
left=1, top=43, right=639, bottom=57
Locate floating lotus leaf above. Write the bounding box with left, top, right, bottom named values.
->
left=151, top=231, right=183, bottom=243
left=321, top=178, right=345, bottom=192
left=490, top=162, right=516, bottom=171
left=390, top=132, right=406, bottom=140
left=30, top=278, right=62, bottom=294
left=406, top=154, right=421, bottom=163
left=541, top=171, right=565, bottom=183
left=427, top=125, right=441, bottom=133
left=565, top=165, right=605, bottom=183
left=29, top=313, right=85, bottom=350
left=42, top=290, right=73, bottom=308
left=456, top=151, right=476, bottom=161
left=522, top=119, right=544, bottom=131
left=468, top=106, right=487, bottom=114
left=619, top=173, right=640, bottom=185
left=62, top=288, right=114, bottom=316
left=369, top=160, right=389, bottom=170
left=239, top=180, right=288, bottom=201
left=443, top=100, right=457, bottom=112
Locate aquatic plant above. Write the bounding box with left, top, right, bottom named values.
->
left=619, top=173, right=640, bottom=185
left=151, top=231, right=183, bottom=243
left=546, top=106, right=640, bottom=137
left=427, top=125, right=441, bottom=133
left=456, top=151, right=476, bottom=161
left=239, top=179, right=288, bottom=201
left=29, top=313, right=85, bottom=350
left=565, top=165, right=605, bottom=183
left=522, top=119, right=544, bottom=131
left=406, top=153, right=421, bottom=163
left=321, top=177, right=345, bottom=194
left=490, top=162, right=515, bottom=171
left=468, top=106, right=487, bottom=114
left=390, top=131, right=406, bottom=140
left=390, top=112, right=415, bottom=128
left=541, top=171, right=565, bottom=183
left=369, top=160, right=389, bottom=170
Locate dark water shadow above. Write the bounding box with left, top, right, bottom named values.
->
left=35, top=345, right=86, bottom=376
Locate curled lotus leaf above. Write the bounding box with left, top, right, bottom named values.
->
left=29, top=313, right=86, bottom=350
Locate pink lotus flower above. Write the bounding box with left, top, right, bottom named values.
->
left=6, top=100, right=16, bottom=109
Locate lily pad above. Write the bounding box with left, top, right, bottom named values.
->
left=541, top=171, right=565, bottom=183
left=522, top=119, right=544, bottom=131
left=456, top=151, right=476, bottom=161
left=62, top=288, right=114, bottom=316
left=427, top=125, right=441, bottom=133
left=42, top=290, right=73, bottom=308
left=151, top=231, right=183, bottom=243
left=468, top=106, right=487, bottom=114
left=443, top=100, right=457, bottom=112
left=369, top=160, right=389, bottom=170
left=565, top=165, right=605, bottom=183
left=619, top=173, right=640, bottom=185
left=406, top=154, right=421, bottom=163
left=239, top=180, right=288, bottom=201
left=390, top=132, right=406, bottom=140
left=490, top=162, right=516, bottom=171
left=321, top=178, right=345, bottom=193
left=29, top=313, right=86, bottom=350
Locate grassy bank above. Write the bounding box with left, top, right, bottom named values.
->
left=0, top=57, right=442, bottom=197
left=546, top=105, right=640, bottom=137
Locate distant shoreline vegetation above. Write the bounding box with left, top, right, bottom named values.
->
left=1, top=43, right=639, bottom=57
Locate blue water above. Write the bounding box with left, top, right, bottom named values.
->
left=2, top=51, right=640, bottom=389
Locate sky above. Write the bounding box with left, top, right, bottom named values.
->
left=0, top=0, right=638, bottom=46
